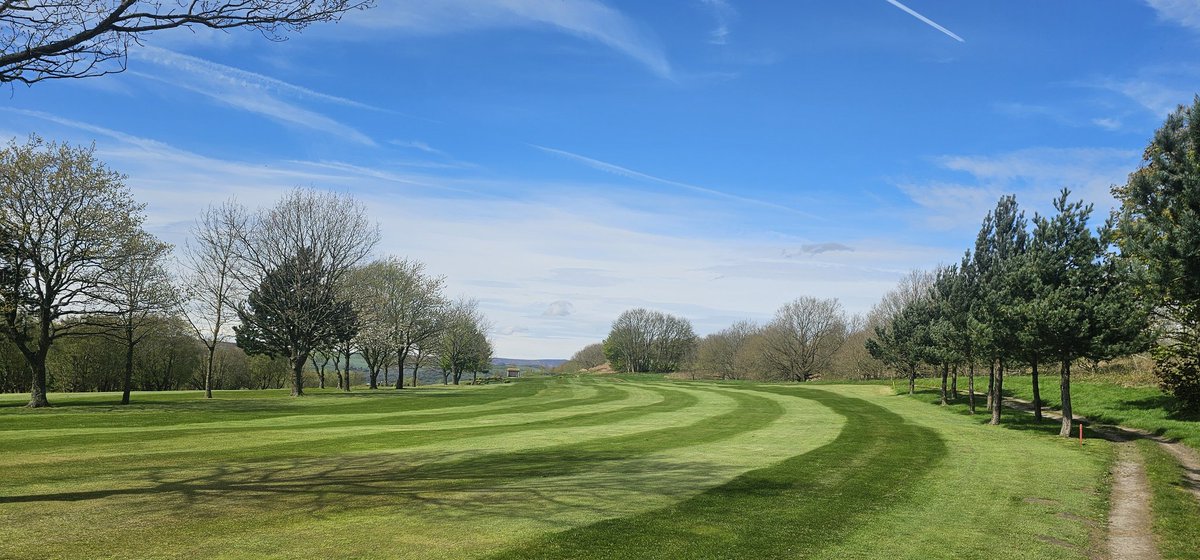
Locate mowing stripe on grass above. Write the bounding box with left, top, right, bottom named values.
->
left=0, top=382, right=700, bottom=491
left=486, top=386, right=945, bottom=560
left=0, top=379, right=619, bottom=451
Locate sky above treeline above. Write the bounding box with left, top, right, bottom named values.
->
left=3, top=1, right=1198, bottom=358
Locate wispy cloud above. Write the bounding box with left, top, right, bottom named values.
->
left=1096, top=76, right=1193, bottom=116
left=885, top=0, right=965, bottom=43
left=699, top=0, right=737, bottom=45
left=344, top=0, right=672, bottom=78
left=532, top=144, right=820, bottom=218
left=131, top=47, right=378, bottom=146
left=1144, top=0, right=1200, bottom=32
left=392, top=140, right=450, bottom=158
left=897, top=147, right=1139, bottom=230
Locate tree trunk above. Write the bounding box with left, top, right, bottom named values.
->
left=383, top=364, right=389, bottom=387
left=395, top=348, right=408, bottom=389
left=987, top=361, right=995, bottom=413
left=472, top=370, right=478, bottom=384
left=411, top=360, right=420, bottom=388
left=204, top=343, right=216, bottom=399
left=907, top=365, right=916, bottom=395
left=968, top=362, right=976, bottom=414
left=121, top=325, right=134, bottom=405
left=342, top=347, right=352, bottom=392
left=369, top=371, right=379, bottom=389
left=939, top=363, right=948, bottom=405
left=1031, top=355, right=1042, bottom=423
left=1059, top=360, right=1073, bottom=437
left=990, top=360, right=1004, bottom=425
left=27, top=355, right=50, bottom=407
left=951, top=365, right=958, bottom=399
left=290, top=354, right=306, bottom=397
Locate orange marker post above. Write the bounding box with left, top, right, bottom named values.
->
left=1079, top=423, right=1083, bottom=445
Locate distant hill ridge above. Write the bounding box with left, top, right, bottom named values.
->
left=492, top=358, right=566, bottom=369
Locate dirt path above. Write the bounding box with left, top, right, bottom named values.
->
left=1107, top=445, right=1162, bottom=560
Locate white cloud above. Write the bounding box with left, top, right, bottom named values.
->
left=899, top=147, right=1139, bottom=230
left=1092, top=117, right=1122, bottom=130
left=1145, top=0, right=1200, bottom=31
left=344, top=0, right=672, bottom=78
left=130, top=47, right=378, bottom=146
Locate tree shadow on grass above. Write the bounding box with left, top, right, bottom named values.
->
left=0, top=446, right=725, bottom=526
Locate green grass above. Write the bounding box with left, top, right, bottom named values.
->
left=0, top=377, right=1121, bottom=559
left=995, top=374, right=1200, bottom=451
left=1138, top=439, right=1200, bottom=560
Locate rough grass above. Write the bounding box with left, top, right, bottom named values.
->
left=1138, top=439, right=1200, bottom=560
left=997, top=374, right=1200, bottom=451
left=0, top=377, right=1115, bottom=559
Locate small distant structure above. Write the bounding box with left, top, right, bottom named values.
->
left=505, top=366, right=520, bottom=378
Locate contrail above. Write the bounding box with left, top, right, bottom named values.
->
left=885, top=0, right=965, bottom=43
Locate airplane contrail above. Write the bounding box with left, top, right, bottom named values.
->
left=885, top=0, right=965, bottom=43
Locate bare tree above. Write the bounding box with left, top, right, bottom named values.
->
left=309, top=350, right=330, bottom=389
left=379, top=259, right=446, bottom=390
left=0, top=136, right=145, bottom=407
left=761, top=297, right=848, bottom=382
left=437, top=298, right=492, bottom=385
left=602, top=308, right=696, bottom=373
left=351, top=261, right=398, bottom=389
left=99, top=230, right=177, bottom=404
left=1, top=1, right=375, bottom=85
left=179, top=201, right=247, bottom=399
left=559, top=342, right=605, bottom=372
left=695, top=320, right=757, bottom=380
left=232, top=188, right=378, bottom=396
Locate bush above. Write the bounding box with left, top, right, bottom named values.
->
left=1154, top=346, right=1200, bottom=411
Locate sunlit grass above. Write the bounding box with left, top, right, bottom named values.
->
left=0, top=377, right=1118, bottom=559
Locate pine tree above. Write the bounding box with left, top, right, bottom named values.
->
left=1113, top=96, right=1200, bottom=409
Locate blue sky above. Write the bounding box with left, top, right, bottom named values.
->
left=3, top=1, right=1199, bottom=358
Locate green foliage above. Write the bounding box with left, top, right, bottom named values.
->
left=973, top=194, right=1030, bottom=366
left=1029, top=190, right=1150, bottom=365
left=1153, top=347, right=1200, bottom=412
left=235, top=247, right=358, bottom=363
left=1114, top=96, right=1200, bottom=408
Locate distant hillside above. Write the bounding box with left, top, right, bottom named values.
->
left=492, top=358, right=567, bottom=369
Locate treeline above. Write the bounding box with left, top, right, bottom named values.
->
left=868, top=96, right=1200, bottom=429
left=0, top=135, right=494, bottom=407
left=867, top=189, right=1147, bottom=436
left=568, top=297, right=861, bottom=382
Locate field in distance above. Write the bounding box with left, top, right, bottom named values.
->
left=0, top=376, right=1113, bottom=559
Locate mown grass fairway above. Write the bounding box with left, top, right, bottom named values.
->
left=1, top=377, right=1112, bottom=559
